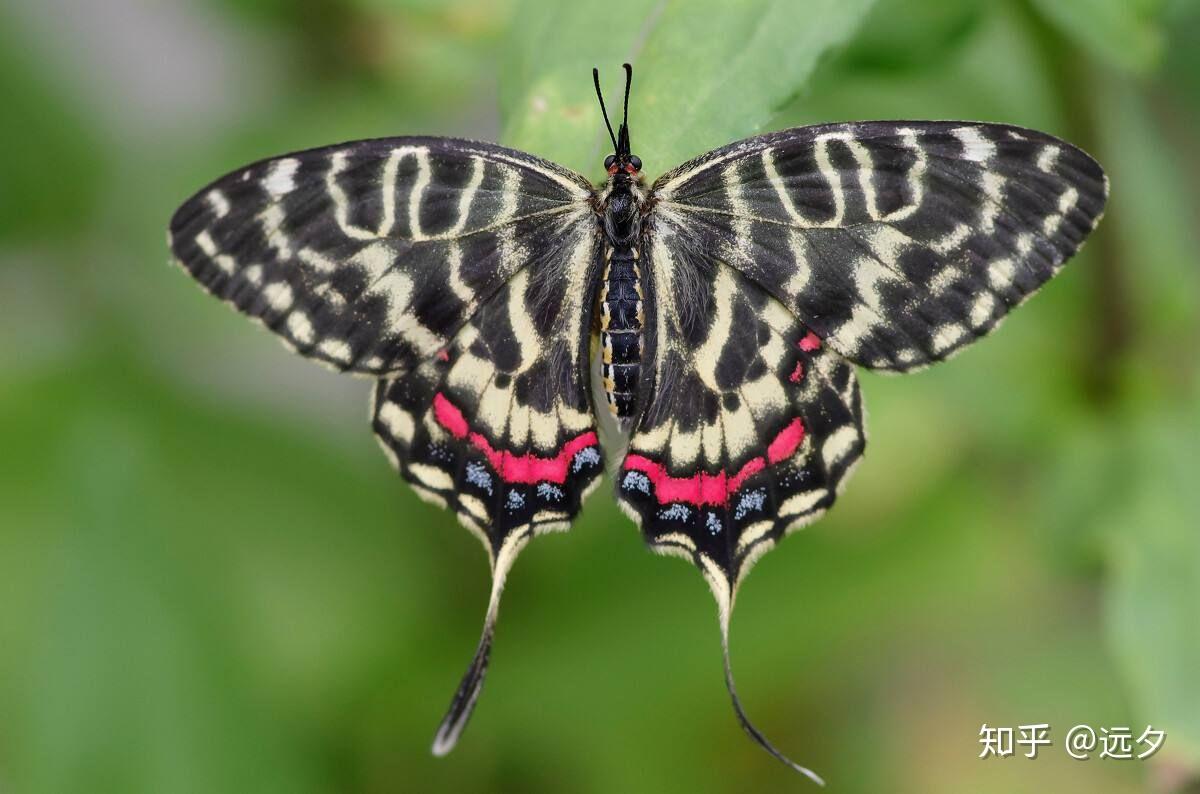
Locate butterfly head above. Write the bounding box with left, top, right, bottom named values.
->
left=594, top=64, right=641, bottom=179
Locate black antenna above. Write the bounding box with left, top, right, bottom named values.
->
left=592, top=67, right=619, bottom=152
left=621, top=63, right=632, bottom=131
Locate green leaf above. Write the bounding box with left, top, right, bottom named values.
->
left=1029, top=0, right=1165, bottom=74
left=1102, top=402, right=1200, bottom=767
left=500, top=0, right=878, bottom=179
left=836, top=0, right=987, bottom=72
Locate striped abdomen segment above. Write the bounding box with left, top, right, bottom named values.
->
left=600, top=246, right=643, bottom=419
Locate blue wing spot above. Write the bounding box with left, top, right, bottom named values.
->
left=734, top=489, right=766, bottom=521
left=536, top=482, right=564, bottom=501
left=427, top=443, right=454, bottom=463
left=572, top=447, right=601, bottom=473
left=622, top=470, right=651, bottom=495
left=465, top=461, right=493, bottom=495
left=658, top=503, right=691, bottom=522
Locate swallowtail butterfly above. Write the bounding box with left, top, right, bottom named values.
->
left=168, top=64, right=1108, bottom=782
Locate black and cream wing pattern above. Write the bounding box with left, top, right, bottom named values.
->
left=618, top=121, right=1105, bottom=778
left=169, top=137, right=607, bottom=752
left=626, top=119, right=1107, bottom=570
left=169, top=111, right=1106, bottom=781
left=649, top=122, right=1107, bottom=371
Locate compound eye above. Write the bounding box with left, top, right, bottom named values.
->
left=604, top=154, right=616, bottom=169
left=629, top=155, right=642, bottom=171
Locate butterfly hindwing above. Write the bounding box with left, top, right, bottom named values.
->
left=616, top=234, right=864, bottom=782
left=652, top=121, right=1108, bottom=371
left=371, top=235, right=604, bottom=545
left=370, top=214, right=604, bottom=755
left=618, top=240, right=865, bottom=597
left=169, top=137, right=594, bottom=376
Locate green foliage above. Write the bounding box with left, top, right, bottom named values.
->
left=501, top=0, right=877, bottom=177
left=1, top=0, right=1198, bottom=792
left=0, top=18, right=103, bottom=242
left=837, top=0, right=987, bottom=72
left=1104, top=405, right=1200, bottom=767
left=1029, top=0, right=1165, bottom=74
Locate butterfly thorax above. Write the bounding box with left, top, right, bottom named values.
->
left=602, top=175, right=643, bottom=245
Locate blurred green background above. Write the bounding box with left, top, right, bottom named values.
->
left=1, top=0, right=1198, bottom=792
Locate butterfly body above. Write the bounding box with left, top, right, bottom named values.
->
left=167, top=63, right=1107, bottom=782
left=598, top=241, right=645, bottom=420
left=594, top=67, right=648, bottom=423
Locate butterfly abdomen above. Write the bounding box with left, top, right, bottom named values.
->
left=599, top=245, right=643, bottom=420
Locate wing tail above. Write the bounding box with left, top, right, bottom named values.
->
left=720, top=611, right=826, bottom=786
left=431, top=615, right=493, bottom=757
left=431, top=533, right=525, bottom=756
left=619, top=247, right=865, bottom=781
left=364, top=211, right=602, bottom=755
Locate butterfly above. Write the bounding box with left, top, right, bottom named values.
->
left=168, top=63, right=1107, bottom=782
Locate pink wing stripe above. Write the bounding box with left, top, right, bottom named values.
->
left=432, top=392, right=598, bottom=485
left=623, top=418, right=806, bottom=506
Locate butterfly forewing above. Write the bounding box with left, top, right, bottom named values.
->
left=652, top=121, right=1108, bottom=371
left=169, top=137, right=594, bottom=376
